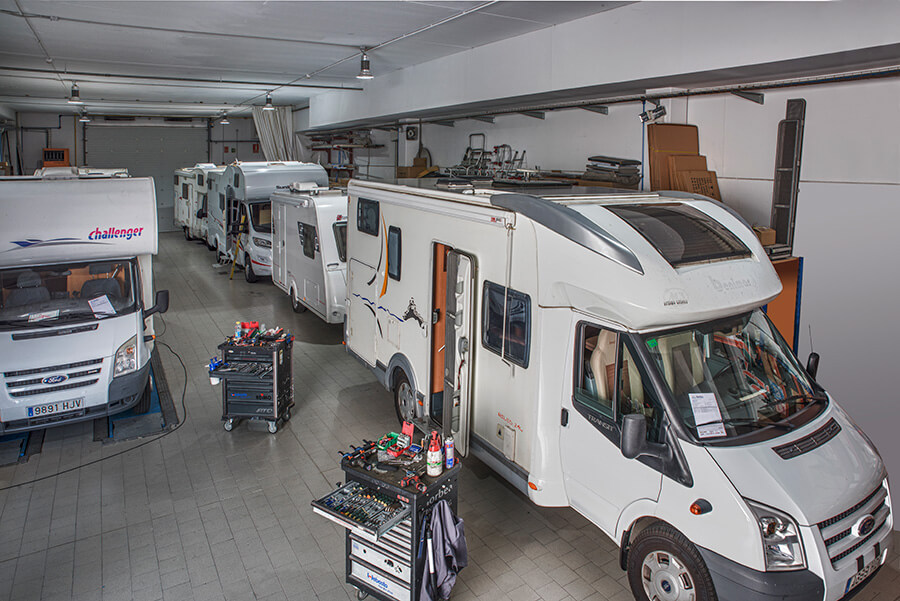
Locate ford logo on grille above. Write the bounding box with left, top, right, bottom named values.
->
left=42, top=375, right=68, bottom=385
left=853, top=514, right=877, bottom=538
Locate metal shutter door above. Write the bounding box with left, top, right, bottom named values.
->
left=85, top=125, right=208, bottom=232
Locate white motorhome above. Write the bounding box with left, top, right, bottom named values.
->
left=345, top=180, right=892, bottom=601
left=173, top=166, right=196, bottom=240
left=270, top=183, right=348, bottom=323
left=0, top=176, right=169, bottom=432
left=32, top=167, right=130, bottom=179
left=206, top=169, right=227, bottom=255
left=216, top=162, right=328, bottom=282
left=189, top=163, right=223, bottom=244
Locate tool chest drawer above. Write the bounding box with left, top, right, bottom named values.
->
left=350, top=534, right=412, bottom=582
left=311, top=481, right=411, bottom=541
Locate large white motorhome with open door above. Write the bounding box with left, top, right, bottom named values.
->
left=0, top=176, right=169, bottom=433
left=270, top=183, right=348, bottom=323
left=345, top=179, right=891, bottom=601
left=216, top=162, right=328, bottom=282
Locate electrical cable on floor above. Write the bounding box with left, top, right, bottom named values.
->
left=0, top=340, right=189, bottom=491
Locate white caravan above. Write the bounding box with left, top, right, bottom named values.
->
left=0, top=176, right=169, bottom=433
left=189, top=163, right=223, bottom=244
left=206, top=169, right=228, bottom=255
left=345, top=180, right=892, bottom=601
left=270, top=183, right=348, bottom=323
left=216, top=162, right=328, bottom=282
left=173, top=167, right=196, bottom=239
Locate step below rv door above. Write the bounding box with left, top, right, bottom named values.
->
left=443, top=251, right=475, bottom=455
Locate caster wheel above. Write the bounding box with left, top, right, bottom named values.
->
left=223, top=420, right=233, bottom=432
left=356, top=590, right=369, bottom=600
left=267, top=421, right=277, bottom=434
left=283, top=409, right=291, bottom=422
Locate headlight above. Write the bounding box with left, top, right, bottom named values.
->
left=746, top=499, right=805, bottom=571
left=252, top=237, right=271, bottom=249
left=115, top=335, right=137, bottom=377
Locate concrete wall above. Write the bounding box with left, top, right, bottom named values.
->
left=209, top=117, right=264, bottom=165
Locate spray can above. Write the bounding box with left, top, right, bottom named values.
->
left=234, top=321, right=242, bottom=341
left=426, top=431, right=443, bottom=477
left=444, top=435, right=454, bottom=469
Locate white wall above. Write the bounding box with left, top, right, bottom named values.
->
left=8, top=113, right=82, bottom=175
left=209, top=117, right=263, bottom=164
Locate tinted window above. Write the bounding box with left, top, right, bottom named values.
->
left=333, top=222, right=347, bottom=263
left=299, top=223, right=317, bottom=259
left=181, top=183, right=189, bottom=198
left=219, top=193, right=225, bottom=212
left=607, top=203, right=750, bottom=267
left=388, top=226, right=401, bottom=280
left=233, top=174, right=240, bottom=187
left=197, top=174, right=204, bottom=187
left=482, top=281, right=531, bottom=368
left=357, top=198, right=379, bottom=236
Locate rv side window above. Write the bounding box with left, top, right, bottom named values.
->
left=182, top=183, right=190, bottom=198
left=197, top=174, right=204, bottom=187
left=200, top=194, right=207, bottom=211
left=482, top=282, right=531, bottom=368
left=333, top=222, right=347, bottom=263
left=573, top=324, right=615, bottom=418
left=388, top=226, right=401, bottom=280
left=299, top=223, right=318, bottom=259
left=219, top=193, right=225, bottom=212
left=174, top=175, right=178, bottom=186
left=618, top=339, right=664, bottom=443
left=233, top=174, right=240, bottom=187
left=357, top=198, right=379, bottom=236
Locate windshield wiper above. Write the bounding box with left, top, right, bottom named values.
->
left=719, top=418, right=796, bottom=431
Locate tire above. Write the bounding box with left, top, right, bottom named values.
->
left=267, top=421, right=277, bottom=434
left=206, top=240, right=215, bottom=251
left=134, top=380, right=152, bottom=414
left=223, top=419, right=233, bottom=432
left=244, top=255, right=258, bottom=283
left=627, top=522, right=718, bottom=601
left=183, top=226, right=192, bottom=241
left=291, top=288, right=307, bottom=313
left=393, top=371, right=416, bottom=424
left=282, top=408, right=292, bottom=422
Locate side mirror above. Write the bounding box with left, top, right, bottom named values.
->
left=621, top=414, right=648, bottom=460
left=196, top=209, right=206, bottom=219
left=145, top=290, right=169, bottom=317
left=806, top=352, right=820, bottom=379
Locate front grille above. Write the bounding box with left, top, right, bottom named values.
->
left=4, top=358, right=103, bottom=378
left=773, top=418, right=841, bottom=459
left=7, top=368, right=102, bottom=388
left=9, top=379, right=98, bottom=398
left=817, top=483, right=890, bottom=568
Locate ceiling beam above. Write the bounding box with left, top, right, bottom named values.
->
left=730, top=90, right=765, bottom=104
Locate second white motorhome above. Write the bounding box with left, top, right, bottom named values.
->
left=344, top=180, right=892, bottom=601
left=270, top=183, right=348, bottom=323
left=191, top=163, right=224, bottom=245
left=173, top=167, right=196, bottom=240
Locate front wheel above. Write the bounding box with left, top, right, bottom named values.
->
left=291, top=289, right=307, bottom=313
left=393, top=372, right=416, bottom=423
left=627, top=523, right=717, bottom=601
left=244, top=255, right=258, bottom=283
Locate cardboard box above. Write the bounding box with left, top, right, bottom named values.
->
left=667, top=154, right=707, bottom=190
left=648, top=124, right=699, bottom=190
left=677, top=170, right=721, bottom=201
left=753, top=226, right=777, bottom=246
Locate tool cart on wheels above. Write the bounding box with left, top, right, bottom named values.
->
left=312, top=454, right=461, bottom=601
left=211, top=333, right=293, bottom=434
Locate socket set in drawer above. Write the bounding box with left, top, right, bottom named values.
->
left=311, top=481, right=410, bottom=540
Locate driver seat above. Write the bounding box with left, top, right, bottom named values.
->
left=6, top=271, right=51, bottom=307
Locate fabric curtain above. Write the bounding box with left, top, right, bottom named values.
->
left=251, top=106, right=296, bottom=161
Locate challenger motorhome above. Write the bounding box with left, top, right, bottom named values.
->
left=0, top=176, right=169, bottom=432
left=216, top=162, right=328, bottom=282
left=270, top=183, right=348, bottom=323
left=344, top=180, right=892, bottom=601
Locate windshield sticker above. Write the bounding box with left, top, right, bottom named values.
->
left=88, top=295, right=117, bottom=316
left=28, top=309, right=59, bottom=322
left=688, top=392, right=726, bottom=439
left=646, top=338, right=658, bottom=349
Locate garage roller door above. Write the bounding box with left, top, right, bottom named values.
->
left=84, top=125, right=208, bottom=232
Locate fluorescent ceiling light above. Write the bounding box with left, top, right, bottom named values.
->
left=357, top=51, right=373, bottom=80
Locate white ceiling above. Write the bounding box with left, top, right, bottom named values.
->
left=0, top=1, right=628, bottom=116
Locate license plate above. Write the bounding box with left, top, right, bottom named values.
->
left=27, top=397, right=84, bottom=418
left=845, top=554, right=883, bottom=594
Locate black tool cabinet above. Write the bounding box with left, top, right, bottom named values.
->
left=312, top=457, right=461, bottom=601
left=214, top=337, right=293, bottom=434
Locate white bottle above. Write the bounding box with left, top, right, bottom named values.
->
left=426, top=431, right=443, bottom=477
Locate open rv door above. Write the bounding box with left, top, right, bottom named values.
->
left=442, top=251, right=474, bottom=455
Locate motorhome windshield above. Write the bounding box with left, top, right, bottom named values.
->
left=249, top=202, right=272, bottom=233
left=0, top=260, right=137, bottom=330
left=643, top=309, right=826, bottom=442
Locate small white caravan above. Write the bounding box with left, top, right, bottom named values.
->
left=173, top=166, right=196, bottom=239
left=217, top=162, right=328, bottom=282
left=344, top=179, right=891, bottom=601
left=190, top=163, right=223, bottom=244
left=270, top=183, right=348, bottom=323
left=0, top=176, right=169, bottom=432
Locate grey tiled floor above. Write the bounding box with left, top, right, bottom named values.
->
left=0, top=232, right=898, bottom=601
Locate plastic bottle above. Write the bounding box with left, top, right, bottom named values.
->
left=444, top=435, right=455, bottom=470
left=234, top=321, right=242, bottom=341
left=426, top=431, right=443, bottom=477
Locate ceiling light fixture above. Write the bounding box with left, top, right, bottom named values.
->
left=639, top=105, right=667, bottom=124
left=78, top=111, right=91, bottom=123
left=219, top=114, right=230, bottom=125
left=263, top=93, right=275, bottom=111
left=357, top=49, right=373, bottom=80
left=68, top=82, right=83, bottom=105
